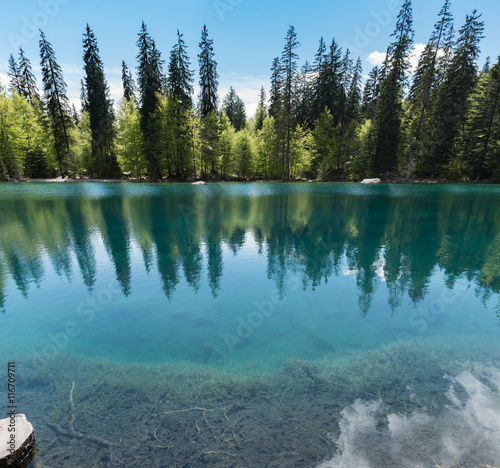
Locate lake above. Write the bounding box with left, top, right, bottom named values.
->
left=1, top=182, right=499, bottom=467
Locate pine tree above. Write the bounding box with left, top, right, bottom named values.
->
left=82, top=24, right=119, bottom=178
left=7, top=55, right=23, bottom=95
left=464, top=56, right=500, bottom=179
left=278, top=25, right=300, bottom=181
left=427, top=10, right=484, bottom=177
left=221, top=87, right=246, bottom=131
left=39, top=30, right=73, bottom=177
left=362, top=65, right=380, bottom=119
left=370, top=0, right=414, bottom=176
left=311, top=37, right=327, bottom=122
left=122, top=61, right=136, bottom=102
left=269, top=57, right=281, bottom=119
left=254, top=87, right=267, bottom=131
left=343, top=57, right=363, bottom=166
left=136, top=21, right=164, bottom=180
left=322, top=38, right=343, bottom=124
left=295, top=60, right=314, bottom=129
left=17, top=48, right=40, bottom=107
left=198, top=25, right=218, bottom=119
left=406, top=0, right=454, bottom=179
left=167, top=30, right=194, bottom=111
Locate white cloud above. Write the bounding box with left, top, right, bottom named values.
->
left=316, top=367, right=500, bottom=468
left=409, top=43, right=426, bottom=73
left=0, top=72, right=9, bottom=87
left=366, top=51, right=386, bottom=66
left=219, top=72, right=268, bottom=118
left=367, top=44, right=435, bottom=75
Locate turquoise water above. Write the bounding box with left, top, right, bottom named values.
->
left=1, top=182, right=500, bottom=467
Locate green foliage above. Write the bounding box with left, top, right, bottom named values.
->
left=116, top=97, right=145, bottom=178
left=39, top=30, right=74, bottom=177
left=234, top=129, right=254, bottom=179
left=198, top=25, right=218, bottom=120
left=1, top=10, right=498, bottom=182
left=222, top=87, right=246, bottom=131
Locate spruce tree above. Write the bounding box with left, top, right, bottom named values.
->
left=16, top=48, right=40, bottom=107
left=311, top=37, right=327, bottom=122
left=406, top=0, right=454, bottom=179
left=278, top=25, right=300, bottom=181
left=322, top=38, right=343, bottom=124
left=254, top=87, right=267, bottom=131
left=7, top=55, right=23, bottom=95
left=136, top=21, right=164, bottom=180
left=122, top=61, right=136, bottom=102
left=222, top=87, right=246, bottom=131
left=167, top=30, right=194, bottom=111
left=82, top=24, right=119, bottom=178
left=269, top=57, right=281, bottom=119
left=295, top=61, right=314, bottom=129
left=427, top=10, right=484, bottom=177
left=198, top=25, right=218, bottom=119
left=362, top=66, right=380, bottom=119
left=39, top=30, right=73, bottom=177
left=464, top=56, right=500, bottom=179
left=370, top=0, right=414, bottom=176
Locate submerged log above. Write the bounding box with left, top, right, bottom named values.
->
left=0, top=415, right=35, bottom=468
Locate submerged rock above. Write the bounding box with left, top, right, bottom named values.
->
left=361, top=178, right=381, bottom=184
left=0, top=414, right=35, bottom=468
left=192, top=181, right=207, bottom=185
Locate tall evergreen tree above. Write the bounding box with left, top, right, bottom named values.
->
left=311, top=36, right=328, bottom=122
left=427, top=10, right=484, bottom=177
left=198, top=25, right=218, bottom=119
left=122, top=60, right=136, bottom=102
left=39, top=30, right=73, bottom=176
left=278, top=25, right=300, bottom=181
left=221, top=87, right=246, bottom=131
left=362, top=65, right=380, bottom=119
left=370, top=0, right=414, bottom=176
left=254, top=87, right=267, bottom=132
left=17, top=47, right=40, bottom=107
left=136, top=21, right=164, bottom=180
left=321, top=38, right=343, bottom=124
left=167, top=30, right=194, bottom=111
left=82, top=24, right=119, bottom=178
left=406, top=0, right=454, bottom=179
left=295, top=60, right=314, bottom=129
left=269, top=57, right=282, bottom=119
left=463, top=55, right=500, bottom=179
left=7, top=55, right=23, bottom=95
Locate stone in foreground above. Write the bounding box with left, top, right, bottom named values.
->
left=361, top=178, right=381, bottom=184
left=192, top=181, right=207, bottom=185
left=0, top=415, right=35, bottom=468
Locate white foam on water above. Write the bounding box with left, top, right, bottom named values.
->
left=316, top=367, right=500, bottom=468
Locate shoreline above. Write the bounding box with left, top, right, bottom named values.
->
left=1, top=177, right=497, bottom=185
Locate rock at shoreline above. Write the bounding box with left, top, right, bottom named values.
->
left=192, top=181, right=207, bottom=185
left=361, top=178, right=381, bottom=184
left=0, top=414, right=35, bottom=467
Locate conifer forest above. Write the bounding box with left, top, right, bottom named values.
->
left=1, top=0, right=499, bottom=183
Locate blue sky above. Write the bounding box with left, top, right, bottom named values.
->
left=1, top=0, right=499, bottom=117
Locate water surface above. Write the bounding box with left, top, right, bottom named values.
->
left=0, top=182, right=499, bottom=467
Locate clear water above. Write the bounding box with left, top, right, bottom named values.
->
left=1, top=182, right=499, bottom=467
